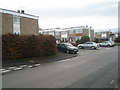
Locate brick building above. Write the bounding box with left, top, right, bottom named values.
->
left=0, top=8, right=39, bottom=35
left=95, top=31, right=114, bottom=41
left=40, top=26, right=94, bottom=43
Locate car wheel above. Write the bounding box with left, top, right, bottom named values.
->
left=74, top=52, right=77, bottom=54
left=79, top=46, right=83, bottom=49
left=107, top=44, right=110, bottom=47
left=57, top=49, right=60, bottom=52
left=91, top=46, right=96, bottom=49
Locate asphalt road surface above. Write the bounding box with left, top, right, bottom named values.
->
left=2, top=46, right=119, bottom=88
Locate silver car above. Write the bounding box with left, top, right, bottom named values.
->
left=99, top=41, right=114, bottom=47
left=77, top=42, right=99, bottom=49
left=109, top=41, right=115, bottom=46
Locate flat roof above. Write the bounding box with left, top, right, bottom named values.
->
left=0, top=8, right=39, bottom=19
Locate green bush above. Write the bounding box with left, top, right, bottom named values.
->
left=114, top=37, right=120, bottom=43
left=79, top=36, right=90, bottom=44
left=94, top=38, right=102, bottom=43
left=114, top=43, right=120, bottom=46
left=2, top=33, right=57, bottom=59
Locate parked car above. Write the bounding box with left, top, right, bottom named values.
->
left=77, top=42, right=99, bottom=49
left=99, top=41, right=114, bottom=47
left=71, top=43, right=78, bottom=46
left=109, top=41, right=115, bottom=46
left=57, top=43, right=79, bottom=54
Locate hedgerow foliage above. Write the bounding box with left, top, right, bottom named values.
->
left=2, top=33, right=57, bottom=59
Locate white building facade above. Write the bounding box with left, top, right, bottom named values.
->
left=40, top=26, right=94, bottom=43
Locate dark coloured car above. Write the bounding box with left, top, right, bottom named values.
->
left=57, top=43, right=79, bottom=54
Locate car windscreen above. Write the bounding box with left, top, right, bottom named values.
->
left=102, top=41, right=106, bottom=43
left=65, top=44, right=74, bottom=47
left=85, top=42, right=93, bottom=44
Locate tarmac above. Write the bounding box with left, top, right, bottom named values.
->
left=2, top=52, right=78, bottom=69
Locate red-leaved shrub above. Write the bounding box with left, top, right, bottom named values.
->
left=2, top=33, right=57, bottom=59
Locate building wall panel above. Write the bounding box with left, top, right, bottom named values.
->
left=20, top=17, right=39, bottom=35
left=83, top=29, right=89, bottom=36
left=2, top=13, right=13, bottom=34
left=0, top=12, right=2, bottom=35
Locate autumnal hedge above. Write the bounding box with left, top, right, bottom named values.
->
left=2, top=33, right=57, bottom=59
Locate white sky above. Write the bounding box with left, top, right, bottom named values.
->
left=1, top=0, right=119, bottom=31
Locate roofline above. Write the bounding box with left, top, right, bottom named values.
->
left=0, top=8, right=39, bottom=19
left=95, top=31, right=112, bottom=33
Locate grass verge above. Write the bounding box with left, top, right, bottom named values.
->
left=115, top=43, right=120, bottom=46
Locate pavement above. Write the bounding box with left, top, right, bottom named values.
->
left=2, top=51, right=78, bottom=69
left=2, top=46, right=119, bottom=88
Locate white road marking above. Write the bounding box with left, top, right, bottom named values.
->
left=34, top=64, right=41, bottom=67
left=28, top=65, right=34, bottom=68
left=114, top=85, right=118, bottom=88
left=0, top=69, right=5, bottom=71
left=1, top=70, right=11, bottom=74
left=13, top=68, right=23, bottom=71
left=110, top=80, right=115, bottom=84
left=8, top=67, right=17, bottom=70
left=19, top=65, right=27, bottom=68
left=57, top=59, right=71, bottom=62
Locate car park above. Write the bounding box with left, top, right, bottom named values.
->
left=77, top=42, right=99, bottom=49
left=99, top=41, right=114, bottom=47
left=57, top=43, right=79, bottom=54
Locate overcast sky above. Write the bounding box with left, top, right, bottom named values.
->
left=1, top=0, right=119, bottom=31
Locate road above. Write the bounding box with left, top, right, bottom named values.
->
left=2, top=46, right=119, bottom=88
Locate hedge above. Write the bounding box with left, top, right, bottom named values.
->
left=2, top=33, right=57, bottom=59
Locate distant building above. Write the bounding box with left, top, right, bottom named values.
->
left=94, top=32, right=102, bottom=39
left=82, top=26, right=94, bottom=41
left=0, top=8, right=39, bottom=35
left=40, top=26, right=94, bottom=43
left=95, top=31, right=116, bottom=41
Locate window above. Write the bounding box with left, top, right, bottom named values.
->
left=61, top=44, right=66, bottom=48
left=39, top=31, right=44, bottom=34
left=75, top=36, right=81, bottom=41
left=13, top=15, right=20, bottom=34
left=55, top=32, right=60, bottom=35
left=61, top=31, right=67, bottom=38
left=44, top=32, right=48, bottom=35
left=86, top=42, right=93, bottom=44
left=69, top=30, right=74, bottom=34
left=75, top=29, right=82, bottom=33
left=102, top=33, right=106, bottom=39
left=49, top=31, right=54, bottom=36
left=102, top=37, right=106, bottom=39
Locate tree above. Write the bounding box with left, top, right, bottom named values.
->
left=76, top=39, right=80, bottom=44
left=94, top=38, right=102, bottom=43
left=114, top=36, right=120, bottom=43
left=80, top=36, right=90, bottom=44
